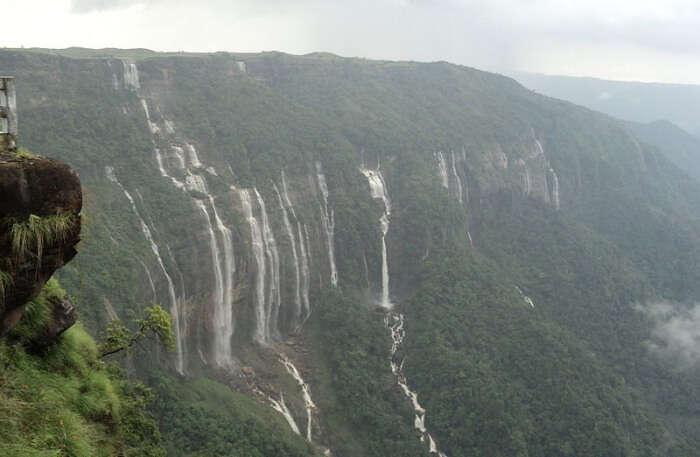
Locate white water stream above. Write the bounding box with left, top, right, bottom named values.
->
left=280, top=354, right=317, bottom=442
left=238, top=188, right=269, bottom=343
left=360, top=167, right=392, bottom=309
left=316, top=162, right=338, bottom=287
left=386, top=313, right=447, bottom=457
left=128, top=61, right=239, bottom=370
left=435, top=152, right=449, bottom=189
left=274, top=183, right=302, bottom=324
left=256, top=189, right=281, bottom=341
left=450, top=152, right=464, bottom=204
left=105, top=166, right=185, bottom=374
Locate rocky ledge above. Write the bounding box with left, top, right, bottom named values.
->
left=0, top=151, right=82, bottom=335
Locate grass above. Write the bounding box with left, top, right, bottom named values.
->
left=12, top=148, right=36, bottom=159
left=0, top=325, right=121, bottom=457
left=0, top=270, right=12, bottom=304
left=11, top=214, right=75, bottom=265
left=9, top=278, right=65, bottom=343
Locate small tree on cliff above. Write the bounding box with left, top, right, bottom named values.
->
left=99, top=305, right=174, bottom=358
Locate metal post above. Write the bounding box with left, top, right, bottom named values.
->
left=0, top=76, right=17, bottom=152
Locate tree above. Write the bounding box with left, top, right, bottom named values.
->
left=99, top=305, right=174, bottom=358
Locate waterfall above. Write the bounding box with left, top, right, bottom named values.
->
left=185, top=143, right=203, bottom=168
left=122, top=61, right=140, bottom=90
left=386, top=313, right=447, bottom=457
left=135, top=87, right=240, bottom=368
left=435, top=152, right=449, bottom=189
left=360, top=167, right=392, bottom=309
left=274, top=183, right=302, bottom=324
left=209, top=195, right=235, bottom=367
left=516, top=286, right=535, bottom=308
left=139, top=99, right=160, bottom=134
left=238, top=189, right=269, bottom=343
left=269, top=393, right=301, bottom=436
left=315, top=162, right=338, bottom=287
left=105, top=167, right=185, bottom=374
left=535, top=137, right=561, bottom=210
left=549, top=166, right=560, bottom=210
left=450, top=152, right=464, bottom=204
left=195, top=198, right=236, bottom=369
left=141, top=261, right=158, bottom=303
left=255, top=189, right=281, bottom=341
left=281, top=172, right=311, bottom=321
left=280, top=355, right=317, bottom=442
left=297, top=224, right=311, bottom=321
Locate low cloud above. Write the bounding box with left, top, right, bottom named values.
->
left=639, top=302, right=700, bottom=367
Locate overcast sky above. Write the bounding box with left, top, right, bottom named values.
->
left=4, top=0, right=700, bottom=84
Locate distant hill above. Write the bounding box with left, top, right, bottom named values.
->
left=513, top=72, right=700, bottom=138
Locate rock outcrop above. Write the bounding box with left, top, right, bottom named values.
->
left=0, top=151, right=82, bottom=335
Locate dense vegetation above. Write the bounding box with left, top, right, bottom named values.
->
left=149, top=375, right=321, bottom=457
left=0, top=279, right=163, bottom=457
left=3, top=48, right=700, bottom=456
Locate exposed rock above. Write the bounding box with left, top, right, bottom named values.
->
left=0, top=151, right=82, bottom=335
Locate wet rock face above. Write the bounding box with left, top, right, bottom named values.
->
left=0, top=151, right=82, bottom=335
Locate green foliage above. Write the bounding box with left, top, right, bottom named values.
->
left=12, top=147, right=36, bottom=159
left=149, top=374, right=320, bottom=457
left=9, top=277, right=65, bottom=343
left=11, top=213, right=75, bottom=264
left=98, top=305, right=175, bottom=358
left=310, top=289, right=429, bottom=457
left=0, top=270, right=13, bottom=304
left=0, top=325, right=164, bottom=457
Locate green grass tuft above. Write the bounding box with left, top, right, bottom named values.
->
left=0, top=270, right=13, bottom=305
left=11, top=214, right=75, bottom=265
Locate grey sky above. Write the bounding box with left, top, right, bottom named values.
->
left=4, top=0, right=700, bottom=83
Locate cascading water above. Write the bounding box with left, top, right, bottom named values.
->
left=122, top=61, right=140, bottom=90
left=549, top=166, right=560, bottom=210
left=141, top=260, right=158, bottom=303
left=105, top=166, right=185, bottom=374
left=297, top=223, right=311, bottom=321
left=268, top=392, right=301, bottom=436
left=450, top=152, right=464, bottom=204
left=274, top=183, right=302, bottom=324
left=385, top=313, right=447, bottom=457
left=131, top=72, right=240, bottom=369
left=256, top=189, right=281, bottom=341
left=280, top=171, right=311, bottom=322
left=280, top=355, right=317, bottom=442
left=238, top=189, right=270, bottom=343
left=360, top=167, right=392, bottom=309
left=435, top=152, right=449, bottom=189
left=315, top=162, right=338, bottom=287
left=516, top=286, right=535, bottom=308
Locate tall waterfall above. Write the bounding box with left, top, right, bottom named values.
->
left=134, top=84, right=241, bottom=369
left=195, top=197, right=236, bottom=369
left=386, top=313, right=447, bottom=457
left=274, top=183, right=302, bottom=324
left=105, top=167, right=185, bottom=374
left=360, top=167, right=392, bottom=309
left=122, top=61, right=140, bottom=90
left=315, top=162, right=338, bottom=287
left=435, top=152, right=449, bottom=189
left=256, top=189, right=281, bottom=341
left=281, top=171, right=311, bottom=321
left=450, top=152, right=464, bottom=204
left=238, top=188, right=273, bottom=343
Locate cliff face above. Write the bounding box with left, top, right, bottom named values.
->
left=4, top=49, right=700, bottom=456
left=0, top=151, right=82, bottom=335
